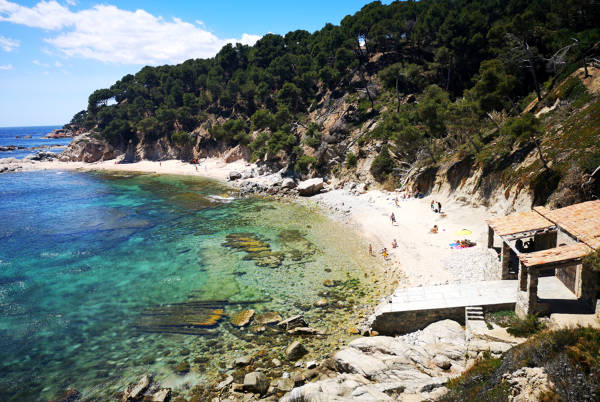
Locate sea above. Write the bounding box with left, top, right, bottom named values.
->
left=0, top=126, right=382, bottom=400
left=0, top=126, right=72, bottom=159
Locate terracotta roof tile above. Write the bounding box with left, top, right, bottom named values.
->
left=486, top=211, right=554, bottom=236
left=519, top=243, right=592, bottom=267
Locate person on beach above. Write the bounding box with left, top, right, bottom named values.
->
left=392, top=239, right=398, bottom=248
left=394, top=197, right=399, bottom=207
left=430, top=225, right=438, bottom=233
left=382, top=248, right=388, bottom=259
left=369, top=244, right=373, bottom=256
left=437, top=201, right=442, bottom=213
left=390, top=212, right=396, bottom=224
left=431, top=200, right=435, bottom=210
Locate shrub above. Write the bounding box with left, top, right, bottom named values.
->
left=294, top=155, right=317, bottom=174
left=370, top=145, right=395, bottom=182
left=171, top=131, right=193, bottom=147
left=345, top=152, right=357, bottom=168
left=507, top=314, right=546, bottom=337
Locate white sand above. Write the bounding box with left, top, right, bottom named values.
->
left=313, top=189, right=499, bottom=288
left=13, top=157, right=254, bottom=182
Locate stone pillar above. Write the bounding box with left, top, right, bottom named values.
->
left=575, top=263, right=583, bottom=298
left=487, top=225, right=494, bottom=249
left=580, top=262, right=598, bottom=311
left=518, top=262, right=527, bottom=291
left=501, top=242, right=511, bottom=280
left=516, top=267, right=538, bottom=318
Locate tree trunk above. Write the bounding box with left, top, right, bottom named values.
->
left=584, top=57, right=590, bottom=78
left=396, top=77, right=400, bottom=113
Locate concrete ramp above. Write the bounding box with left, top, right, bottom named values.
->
left=371, top=280, right=517, bottom=335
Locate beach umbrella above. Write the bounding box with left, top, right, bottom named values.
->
left=457, top=229, right=472, bottom=236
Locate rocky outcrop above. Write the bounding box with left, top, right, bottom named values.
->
left=59, top=132, right=121, bottom=163
left=42, top=128, right=76, bottom=139
left=282, top=319, right=520, bottom=401
left=24, top=151, right=58, bottom=161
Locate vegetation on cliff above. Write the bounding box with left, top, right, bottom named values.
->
left=71, top=0, right=599, bottom=200
left=441, top=326, right=600, bottom=401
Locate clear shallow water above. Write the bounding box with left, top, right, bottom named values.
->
left=0, top=171, right=380, bottom=400
left=0, top=126, right=71, bottom=159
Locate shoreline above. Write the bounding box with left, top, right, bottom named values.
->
left=4, top=156, right=500, bottom=289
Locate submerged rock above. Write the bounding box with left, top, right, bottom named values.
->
left=230, top=309, right=255, bottom=327
left=51, top=389, right=81, bottom=402
left=243, top=371, right=269, bottom=394
left=278, top=315, right=308, bottom=331
left=149, top=388, right=170, bottom=402
left=173, top=361, right=190, bottom=374
left=121, top=374, right=151, bottom=401
left=255, top=311, right=283, bottom=325
left=286, top=340, right=309, bottom=360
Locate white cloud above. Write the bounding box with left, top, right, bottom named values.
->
left=54, top=60, right=63, bottom=67
left=0, top=1, right=261, bottom=65
left=33, top=59, right=50, bottom=67
left=65, top=0, right=76, bottom=5
left=0, top=35, right=19, bottom=51
left=0, top=64, right=14, bottom=70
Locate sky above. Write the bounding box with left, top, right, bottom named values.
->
left=0, top=0, right=388, bottom=127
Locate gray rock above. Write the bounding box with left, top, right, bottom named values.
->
left=278, top=315, right=307, bottom=330
left=217, top=375, right=234, bottom=390
left=243, top=371, right=269, bottom=394
left=149, top=388, right=170, bottom=402
left=234, top=355, right=253, bottom=367
left=227, top=171, right=242, bottom=181
left=281, top=177, right=296, bottom=189
left=297, top=178, right=324, bottom=196
left=121, top=374, right=150, bottom=401
left=287, top=327, right=322, bottom=335
left=433, top=355, right=452, bottom=370
left=274, top=377, right=295, bottom=392
left=286, top=340, right=309, bottom=361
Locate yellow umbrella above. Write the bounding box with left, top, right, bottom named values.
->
left=457, top=229, right=472, bottom=236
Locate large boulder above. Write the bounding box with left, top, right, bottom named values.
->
left=223, top=145, right=250, bottom=163
left=59, top=132, right=121, bottom=162
left=297, top=178, right=324, bottom=196
left=230, top=309, right=255, bottom=327
left=227, top=171, right=242, bottom=181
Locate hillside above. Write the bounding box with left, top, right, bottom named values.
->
left=61, top=0, right=600, bottom=210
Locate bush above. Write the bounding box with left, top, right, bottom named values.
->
left=507, top=314, right=546, bottom=337
left=171, top=131, right=193, bottom=147
left=345, top=152, right=357, bottom=168
left=370, top=145, right=395, bottom=182
left=294, top=155, right=317, bottom=174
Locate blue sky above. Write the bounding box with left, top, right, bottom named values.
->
left=0, top=0, right=388, bottom=127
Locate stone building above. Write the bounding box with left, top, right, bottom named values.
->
left=486, top=200, right=600, bottom=318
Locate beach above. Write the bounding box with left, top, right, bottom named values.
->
left=10, top=156, right=500, bottom=289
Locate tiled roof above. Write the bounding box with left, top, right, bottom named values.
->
left=535, top=200, right=600, bottom=250
left=519, top=243, right=592, bottom=267
left=486, top=211, right=554, bottom=236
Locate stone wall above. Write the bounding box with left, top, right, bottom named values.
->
left=556, top=264, right=578, bottom=293
left=371, top=303, right=515, bottom=335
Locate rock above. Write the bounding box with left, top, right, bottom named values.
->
left=315, top=298, right=328, bottom=307
left=433, top=355, right=452, bottom=370
left=286, top=340, right=309, bottom=361
left=121, top=374, right=151, bottom=401
left=278, top=315, right=307, bottom=331
left=306, top=361, right=317, bottom=369
left=230, top=309, right=255, bottom=327
left=234, top=355, right=253, bottom=367
left=323, top=279, right=335, bottom=287
left=271, top=358, right=282, bottom=367
left=287, top=327, right=322, bottom=335
left=227, top=171, right=242, bottom=181
left=274, top=377, right=295, bottom=392
left=51, top=389, right=81, bottom=402
left=502, top=367, right=555, bottom=402
left=243, top=371, right=269, bottom=394
left=254, top=311, right=282, bottom=325
left=24, top=151, right=58, bottom=161
left=333, top=348, right=388, bottom=379
left=223, top=145, right=250, bottom=163
left=217, top=375, right=234, bottom=390
left=251, top=325, right=266, bottom=334
left=59, top=132, right=120, bottom=162
left=149, top=388, right=170, bottom=402
left=281, top=178, right=296, bottom=189
left=297, top=178, right=324, bottom=196
left=173, top=361, right=190, bottom=374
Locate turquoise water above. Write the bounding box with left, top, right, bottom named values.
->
left=0, top=170, right=379, bottom=400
